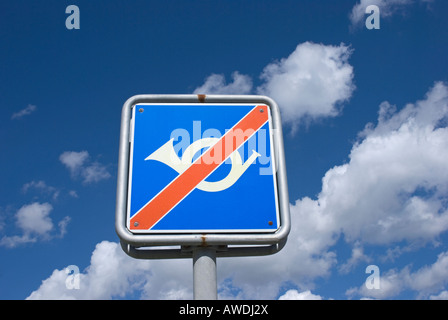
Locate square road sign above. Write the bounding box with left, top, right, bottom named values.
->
left=115, top=95, right=290, bottom=247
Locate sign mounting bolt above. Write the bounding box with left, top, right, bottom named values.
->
left=134, top=222, right=139, bottom=227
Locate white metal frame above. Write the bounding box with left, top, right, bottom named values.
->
left=115, top=94, right=290, bottom=258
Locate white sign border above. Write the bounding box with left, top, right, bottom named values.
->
left=115, top=95, right=290, bottom=248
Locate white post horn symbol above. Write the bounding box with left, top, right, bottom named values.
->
left=145, top=137, right=260, bottom=192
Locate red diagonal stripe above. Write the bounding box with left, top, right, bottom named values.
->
left=129, top=105, right=269, bottom=231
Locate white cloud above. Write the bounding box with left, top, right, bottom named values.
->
left=27, top=241, right=192, bottom=300
left=278, top=289, right=322, bottom=300
left=11, top=104, right=37, bottom=120
left=59, top=151, right=111, bottom=184
left=0, top=202, right=70, bottom=248
left=257, top=42, right=355, bottom=127
left=430, top=290, right=448, bottom=300
left=409, top=251, right=448, bottom=295
left=193, top=42, right=355, bottom=131
left=27, top=241, right=147, bottom=299
left=282, top=81, right=448, bottom=299
left=348, top=251, right=448, bottom=299
left=193, top=71, right=253, bottom=95
left=81, top=161, right=112, bottom=183
left=22, top=180, right=60, bottom=200
left=349, top=0, right=433, bottom=28
left=0, top=234, right=36, bottom=248
left=16, top=202, right=53, bottom=236
left=59, top=151, right=89, bottom=175
left=293, top=81, right=448, bottom=248
left=58, top=216, right=71, bottom=238
left=338, top=242, right=371, bottom=274
left=30, top=240, right=330, bottom=300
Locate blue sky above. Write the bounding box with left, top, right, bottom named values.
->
left=1, top=0, right=448, bottom=300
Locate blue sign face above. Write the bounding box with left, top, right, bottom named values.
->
left=127, top=103, right=280, bottom=233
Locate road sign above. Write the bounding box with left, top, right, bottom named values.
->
left=116, top=95, right=290, bottom=248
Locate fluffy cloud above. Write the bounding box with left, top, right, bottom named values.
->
left=28, top=239, right=328, bottom=300
left=278, top=289, right=322, bottom=300
left=193, top=71, right=252, bottom=95
left=194, top=42, right=355, bottom=131
left=59, top=151, right=89, bottom=174
left=293, top=81, right=448, bottom=247
left=287, top=81, right=448, bottom=298
left=27, top=241, right=147, bottom=299
left=59, top=151, right=111, bottom=184
left=27, top=241, right=192, bottom=300
left=430, top=290, right=448, bottom=300
left=16, top=202, right=53, bottom=236
left=348, top=251, right=448, bottom=299
left=257, top=42, right=355, bottom=127
left=0, top=202, right=69, bottom=248
left=28, top=240, right=325, bottom=300
left=22, top=180, right=60, bottom=200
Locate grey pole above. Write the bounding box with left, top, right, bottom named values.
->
left=193, top=246, right=217, bottom=300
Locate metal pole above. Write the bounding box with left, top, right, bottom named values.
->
left=193, top=246, right=217, bottom=300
